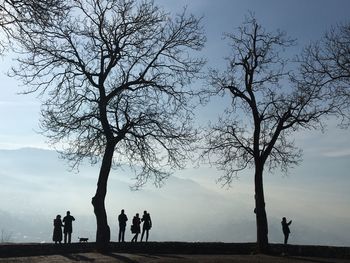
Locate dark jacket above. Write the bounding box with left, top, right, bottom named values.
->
left=118, top=213, right=128, bottom=228
left=63, top=215, right=75, bottom=233
left=281, top=220, right=292, bottom=234
left=141, top=213, right=152, bottom=230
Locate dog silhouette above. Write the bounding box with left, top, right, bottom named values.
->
left=78, top=237, right=89, bottom=243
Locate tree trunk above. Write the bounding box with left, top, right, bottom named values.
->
left=92, top=143, right=114, bottom=252
left=254, top=163, right=269, bottom=253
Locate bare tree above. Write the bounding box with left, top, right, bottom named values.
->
left=298, top=22, right=350, bottom=125
left=10, top=0, right=205, bottom=250
left=203, top=15, right=336, bottom=253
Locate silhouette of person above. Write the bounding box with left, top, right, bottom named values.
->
left=140, top=210, right=152, bottom=242
left=131, top=213, right=141, bottom=242
left=53, top=215, right=63, bottom=244
left=63, top=211, right=75, bottom=244
left=118, top=209, right=128, bottom=242
left=281, top=217, right=292, bottom=245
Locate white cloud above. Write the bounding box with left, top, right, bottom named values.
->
left=322, top=148, right=350, bottom=158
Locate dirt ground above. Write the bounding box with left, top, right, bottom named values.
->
left=0, top=253, right=350, bottom=263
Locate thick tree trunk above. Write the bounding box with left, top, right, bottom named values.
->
left=92, top=143, right=115, bottom=252
left=254, top=163, right=269, bottom=253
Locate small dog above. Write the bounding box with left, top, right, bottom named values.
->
left=78, top=237, right=89, bottom=243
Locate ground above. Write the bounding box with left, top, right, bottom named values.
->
left=1, top=243, right=350, bottom=262
left=0, top=253, right=350, bottom=263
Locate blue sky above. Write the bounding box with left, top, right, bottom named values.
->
left=0, top=0, right=349, bottom=245
left=1, top=0, right=350, bottom=149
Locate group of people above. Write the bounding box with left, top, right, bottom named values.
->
left=52, top=209, right=152, bottom=244
left=53, top=210, right=291, bottom=245
left=118, top=209, right=152, bottom=243
left=53, top=211, right=76, bottom=244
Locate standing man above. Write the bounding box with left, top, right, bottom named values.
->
left=281, top=217, right=292, bottom=245
left=118, top=209, right=128, bottom=242
left=63, top=211, right=75, bottom=244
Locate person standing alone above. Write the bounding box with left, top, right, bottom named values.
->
left=118, top=209, right=128, bottom=242
left=281, top=217, right=292, bottom=245
left=63, top=211, right=75, bottom=244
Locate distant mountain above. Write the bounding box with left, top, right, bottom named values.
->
left=0, top=147, right=349, bottom=246
left=0, top=147, right=255, bottom=243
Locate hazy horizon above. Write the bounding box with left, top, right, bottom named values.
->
left=0, top=147, right=349, bottom=246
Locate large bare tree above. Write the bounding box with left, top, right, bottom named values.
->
left=298, top=22, right=350, bottom=125
left=203, top=16, right=336, bottom=253
left=10, top=0, right=205, bottom=250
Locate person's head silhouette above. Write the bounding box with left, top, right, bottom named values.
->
left=67, top=211, right=70, bottom=216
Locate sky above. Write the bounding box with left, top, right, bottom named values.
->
left=0, top=0, right=350, bottom=246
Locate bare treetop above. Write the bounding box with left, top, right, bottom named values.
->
left=11, top=0, right=206, bottom=188
left=204, top=16, right=339, bottom=186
